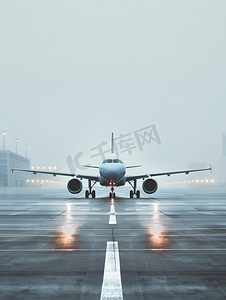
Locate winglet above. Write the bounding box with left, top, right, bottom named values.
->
left=111, top=132, right=114, bottom=154
left=209, top=163, right=212, bottom=173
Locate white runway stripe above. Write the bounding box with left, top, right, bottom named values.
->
left=110, top=205, right=115, bottom=214
left=109, top=204, right=117, bottom=224
left=100, top=241, right=123, bottom=300
left=109, top=214, right=117, bottom=224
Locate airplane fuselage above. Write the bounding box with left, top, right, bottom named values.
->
left=99, top=159, right=126, bottom=186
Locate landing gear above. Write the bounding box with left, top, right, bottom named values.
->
left=128, top=179, right=141, bottom=198
left=109, top=185, right=116, bottom=199
left=85, top=179, right=97, bottom=198
left=109, top=192, right=116, bottom=198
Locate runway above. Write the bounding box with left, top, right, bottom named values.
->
left=1, top=187, right=226, bottom=299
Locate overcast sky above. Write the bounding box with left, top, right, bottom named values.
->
left=0, top=1, right=225, bottom=180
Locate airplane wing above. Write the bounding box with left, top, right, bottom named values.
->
left=12, top=168, right=99, bottom=181
left=126, top=166, right=212, bottom=181
left=126, top=174, right=148, bottom=181
left=126, top=165, right=141, bottom=169
left=83, top=165, right=99, bottom=169
left=76, top=174, right=99, bottom=181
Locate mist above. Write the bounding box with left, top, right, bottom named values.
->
left=1, top=0, right=225, bottom=184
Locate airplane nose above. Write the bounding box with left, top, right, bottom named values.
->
left=100, top=166, right=125, bottom=182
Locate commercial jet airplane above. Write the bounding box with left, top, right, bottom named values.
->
left=12, top=134, right=212, bottom=198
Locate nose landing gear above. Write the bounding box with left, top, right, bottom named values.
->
left=109, top=191, right=116, bottom=198
left=109, top=180, right=116, bottom=198
left=109, top=186, right=115, bottom=198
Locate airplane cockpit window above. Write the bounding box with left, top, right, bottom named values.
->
left=103, top=159, right=122, bottom=163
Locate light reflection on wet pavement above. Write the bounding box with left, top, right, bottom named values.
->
left=50, top=207, right=79, bottom=250
left=2, top=188, right=226, bottom=299
left=145, top=209, right=176, bottom=249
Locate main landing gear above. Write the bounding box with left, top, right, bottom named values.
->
left=85, top=179, right=97, bottom=198
left=128, top=179, right=140, bottom=198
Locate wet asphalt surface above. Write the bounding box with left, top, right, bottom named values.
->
left=0, top=187, right=226, bottom=299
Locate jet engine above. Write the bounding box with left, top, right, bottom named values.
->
left=142, top=178, right=158, bottom=194
left=67, top=178, right=83, bottom=194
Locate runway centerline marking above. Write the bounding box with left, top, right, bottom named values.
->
left=110, top=205, right=115, bottom=214
left=109, top=199, right=117, bottom=224
left=100, top=241, right=123, bottom=300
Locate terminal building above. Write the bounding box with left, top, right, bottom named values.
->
left=0, top=150, right=30, bottom=187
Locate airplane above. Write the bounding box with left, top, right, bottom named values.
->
left=12, top=133, right=212, bottom=198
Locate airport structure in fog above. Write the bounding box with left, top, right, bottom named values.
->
left=0, top=131, right=30, bottom=187
left=0, top=150, right=30, bottom=187
left=0, top=131, right=64, bottom=187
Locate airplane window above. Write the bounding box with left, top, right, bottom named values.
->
left=102, top=159, right=107, bottom=164
left=106, top=159, right=112, bottom=163
left=113, top=159, right=119, bottom=163
left=119, top=160, right=123, bottom=164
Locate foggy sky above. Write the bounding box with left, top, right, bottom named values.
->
left=0, top=0, right=225, bottom=181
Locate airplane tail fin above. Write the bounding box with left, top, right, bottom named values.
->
left=111, top=133, right=114, bottom=153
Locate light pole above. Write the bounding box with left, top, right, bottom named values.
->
left=1, top=131, right=6, bottom=150
left=25, top=145, right=28, bottom=158
left=14, top=139, right=18, bottom=154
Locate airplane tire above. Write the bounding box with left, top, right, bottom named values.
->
left=113, top=192, right=115, bottom=198
left=92, top=190, right=96, bottom=198
left=130, top=190, right=133, bottom=198
left=136, top=190, right=140, bottom=198
left=109, top=192, right=112, bottom=198
left=85, top=190, right=89, bottom=198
